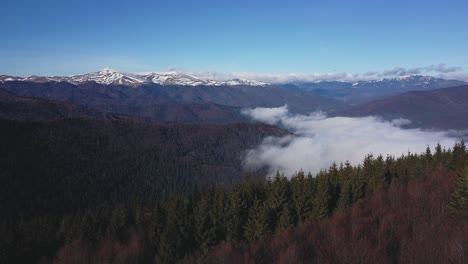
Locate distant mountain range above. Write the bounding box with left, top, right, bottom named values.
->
left=0, top=68, right=269, bottom=87
left=282, top=75, right=467, bottom=104
left=2, top=70, right=468, bottom=130
left=3, top=70, right=465, bottom=106
left=338, top=84, right=468, bottom=130
left=0, top=77, right=347, bottom=122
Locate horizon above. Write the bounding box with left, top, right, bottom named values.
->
left=1, top=0, right=468, bottom=81
left=3, top=65, right=468, bottom=83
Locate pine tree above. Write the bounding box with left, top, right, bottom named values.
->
left=434, top=143, right=444, bottom=166
left=212, top=188, right=228, bottom=242
left=327, top=163, right=341, bottom=212
left=243, top=199, right=270, bottom=242
left=362, top=155, right=386, bottom=190
left=156, top=194, right=193, bottom=263
left=424, top=145, right=433, bottom=167
left=384, top=155, right=396, bottom=184
left=448, top=166, right=468, bottom=212
left=290, top=171, right=312, bottom=224
left=194, top=193, right=217, bottom=250
left=278, top=204, right=293, bottom=229
left=336, top=183, right=352, bottom=211
left=311, top=175, right=330, bottom=221
left=267, top=171, right=290, bottom=230
left=225, top=188, right=248, bottom=242
left=449, top=141, right=467, bottom=173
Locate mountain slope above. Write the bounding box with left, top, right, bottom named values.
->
left=0, top=92, right=129, bottom=122
left=0, top=115, right=289, bottom=217
left=284, top=75, right=467, bottom=104
left=0, top=92, right=247, bottom=123
left=337, top=84, right=468, bottom=130
left=0, top=81, right=348, bottom=121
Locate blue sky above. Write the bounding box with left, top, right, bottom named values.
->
left=1, top=0, right=467, bottom=78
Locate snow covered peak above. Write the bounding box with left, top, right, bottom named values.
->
left=140, top=72, right=269, bottom=86
left=0, top=69, right=271, bottom=87
left=142, top=72, right=219, bottom=86
left=0, top=75, right=21, bottom=82
left=68, top=69, right=146, bottom=86
left=395, top=75, right=435, bottom=81
left=221, top=78, right=269, bottom=86
left=96, top=68, right=119, bottom=76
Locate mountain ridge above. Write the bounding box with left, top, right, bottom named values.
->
left=282, top=75, right=467, bottom=104
left=0, top=69, right=270, bottom=87
left=0, top=80, right=348, bottom=119
left=336, top=84, right=468, bottom=130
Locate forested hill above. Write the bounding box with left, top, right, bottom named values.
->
left=0, top=92, right=128, bottom=122
left=0, top=116, right=288, bottom=217
left=2, top=89, right=468, bottom=264
left=0, top=80, right=348, bottom=122
left=0, top=91, right=248, bottom=123
left=191, top=162, right=468, bottom=263
left=2, top=139, right=467, bottom=263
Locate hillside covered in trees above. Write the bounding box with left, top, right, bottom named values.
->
left=191, top=162, right=468, bottom=263
left=2, top=137, right=467, bottom=263
left=0, top=110, right=288, bottom=219
left=1, top=91, right=468, bottom=264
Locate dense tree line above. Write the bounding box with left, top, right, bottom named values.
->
left=1, top=138, right=467, bottom=263
left=0, top=117, right=286, bottom=218
left=196, top=166, right=468, bottom=263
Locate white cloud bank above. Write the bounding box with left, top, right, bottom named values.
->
left=175, top=63, right=467, bottom=83
left=242, top=106, right=457, bottom=177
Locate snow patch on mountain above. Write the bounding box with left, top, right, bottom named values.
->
left=0, top=69, right=270, bottom=87
left=68, top=68, right=146, bottom=85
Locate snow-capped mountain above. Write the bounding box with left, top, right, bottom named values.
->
left=222, top=78, right=268, bottom=86
left=68, top=68, right=146, bottom=86
left=0, top=69, right=269, bottom=87
left=142, top=71, right=220, bottom=86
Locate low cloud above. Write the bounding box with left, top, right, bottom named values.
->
left=383, top=67, right=410, bottom=76
left=241, top=105, right=289, bottom=123
left=380, top=64, right=463, bottom=78
left=427, top=63, right=462, bottom=73
left=363, top=71, right=379, bottom=77
left=182, top=70, right=361, bottom=83
left=436, top=72, right=468, bottom=82
left=174, top=63, right=465, bottom=83
left=382, top=66, right=426, bottom=77
left=242, top=106, right=457, bottom=177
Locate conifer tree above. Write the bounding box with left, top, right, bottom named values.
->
left=267, top=171, right=290, bottom=230
left=311, top=176, right=330, bottom=221
left=194, top=193, right=217, bottom=250
left=449, top=141, right=467, bottom=173
left=225, top=189, right=247, bottom=241
left=244, top=199, right=270, bottom=242
left=424, top=145, right=433, bottom=167
left=278, top=204, right=293, bottom=229
left=336, top=183, right=352, bottom=211
left=290, top=171, right=312, bottom=224
left=434, top=143, right=444, bottom=166
left=448, top=166, right=468, bottom=212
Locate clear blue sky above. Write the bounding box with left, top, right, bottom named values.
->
left=1, top=0, right=467, bottom=76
